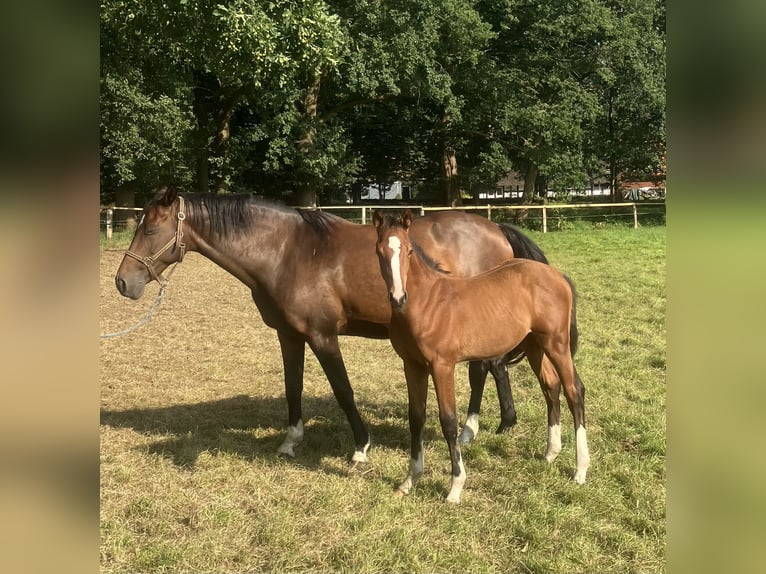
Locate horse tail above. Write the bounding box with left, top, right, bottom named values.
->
left=500, top=224, right=549, bottom=364
left=564, top=274, right=580, bottom=357
left=498, top=224, right=549, bottom=264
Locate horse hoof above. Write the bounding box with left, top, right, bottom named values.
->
left=348, top=459, right=370, bottom=474
left=393, top=489, right=407, bottom=498
left=574, top=471, right=587, bottom=485
left=445, top=494, right=461, bottom=504
left=495, top=418, right=517, bottom=434
left=276, top=446, right=296, bottom=458
left=457, top=428, right=475, bottom=445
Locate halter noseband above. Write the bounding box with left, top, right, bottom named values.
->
left=124, top=196, right=187, bottom=287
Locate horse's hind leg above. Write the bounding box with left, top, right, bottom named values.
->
left=523, top=341, right=562, bottom=463
left=460, top=359, right=518, bottom=445
left=460, top=361, right=488, bottom=444
left=307, top=335, right=371, bottom=467
left=488, top=357, right=518, bottom=433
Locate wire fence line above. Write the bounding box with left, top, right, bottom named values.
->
left=100, top=201, right=666, bottom=238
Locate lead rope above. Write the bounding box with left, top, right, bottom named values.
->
left=99, top=262, right=180, bottom=339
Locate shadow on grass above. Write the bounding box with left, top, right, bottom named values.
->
left=101, top=394, right=420, bottom=473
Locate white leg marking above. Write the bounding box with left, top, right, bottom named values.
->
left=397, top=447, right=424, bottom=495
left=458, top=413, right=480, bottom=445
left=445, top=457, right=466, bottom=504
left=387, top=236, right=406, bottom=302
left=544, top=423, right=562, bottom=463
left=574, top=425, right=590, bottom=484
left=351, top=440, right=371, bottom=463
left=276, top=420, right=304, bottom=457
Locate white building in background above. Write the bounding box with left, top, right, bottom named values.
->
left=361, top=181, right=405, bottom=201
left=478, top=171, right=612, bottom=201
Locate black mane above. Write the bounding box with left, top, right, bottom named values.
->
left=178, top=192, right=256, bottom=238
left=297, top=209, right=346, bottom=241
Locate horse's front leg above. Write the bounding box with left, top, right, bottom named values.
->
left=432, top=360, right=466, bottom=504
left=276, top=330, right=306, bottom=457
left=307, top=334, right=371, bottom=467
left=396, top=359, right=429, bottom=497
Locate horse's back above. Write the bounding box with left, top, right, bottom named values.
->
left=411, top=211, right=513, bottom=275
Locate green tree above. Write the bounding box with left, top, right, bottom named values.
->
left=101, top=0, right=344, bottom=197
left=584, top=0, right=666, bottom=200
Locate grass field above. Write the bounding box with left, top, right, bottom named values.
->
left=100, top=224, right=665, bottom=573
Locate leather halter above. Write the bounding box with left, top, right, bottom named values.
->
left=124, top=196, right=187, bottom=287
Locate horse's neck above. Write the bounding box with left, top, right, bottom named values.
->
left=186, top=207, right=293, bottom=289
left=406, top=252, right=443, bottom=305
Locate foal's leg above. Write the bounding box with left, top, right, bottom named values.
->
left=432, top=360, right=466, bottom=504
left=396, top=359, right=429, bottom=497
left=276, top=330, right=306, bottom=457
left=307, top=334, right=371, bottom=467
left=523, top=341, right=563, bottom=463
left=543, top=342, right=590, bottom=484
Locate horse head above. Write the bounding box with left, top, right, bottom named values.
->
left=115, top=186, right=187, bottom=299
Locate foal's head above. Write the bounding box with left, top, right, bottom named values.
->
left=373, top=210, right=414, bottom=309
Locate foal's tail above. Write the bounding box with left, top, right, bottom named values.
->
left=564, top=274, right=580, bottom=357
left=498, top=224, right=550, bottom=365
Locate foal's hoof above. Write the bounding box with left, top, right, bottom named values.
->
left=393, top=489, right=407, bottom=498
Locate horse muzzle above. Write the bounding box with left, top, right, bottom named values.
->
left=115, top=274, right=146, bottom=300
left=389, top=291, right=408, bottom=309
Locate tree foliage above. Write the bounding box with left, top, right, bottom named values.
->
left=100, top=0, right=665, bottom=205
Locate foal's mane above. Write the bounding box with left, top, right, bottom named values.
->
left=411, top=241, right=450, bottom=275
left=378, top=214, right=449, bottom=274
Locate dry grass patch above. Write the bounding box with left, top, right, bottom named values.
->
left=101, top=226, right=665, bottom=573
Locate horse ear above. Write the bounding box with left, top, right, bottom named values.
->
left=401, top=209, right=413, bottom=230
left=372, top=210, right=385, bottom=229
left=154, top=185, right=178, bottom=207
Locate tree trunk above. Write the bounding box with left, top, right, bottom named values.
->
left=212, top=105, right=234, bottom=194
left=442, top=146, right=461, bottom=206
left=196, top=147, right=209, bottom=194
left=516, top=161, right=538, bottom=223
left=295, top=73, right=322, bottom=207
left=192, top=81, right=211, bottom=194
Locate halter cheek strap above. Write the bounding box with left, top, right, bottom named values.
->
left=124, top=196, right=187, bottom=287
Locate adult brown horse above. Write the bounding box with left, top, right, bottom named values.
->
left=373, top=210, right=589, bottom=503
left=114, top=186, right=549, bottom=465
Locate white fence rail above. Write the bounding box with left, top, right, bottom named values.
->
left=100, top=202, right=665, bottom=239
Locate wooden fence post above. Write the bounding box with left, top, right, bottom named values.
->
left=106, top=208, right=113, bottom=240
left=361, top=206, right=367, bottom=225
left=542, top=205, right=547, bottom=234
left=633, top=203, right=638, bottom=229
